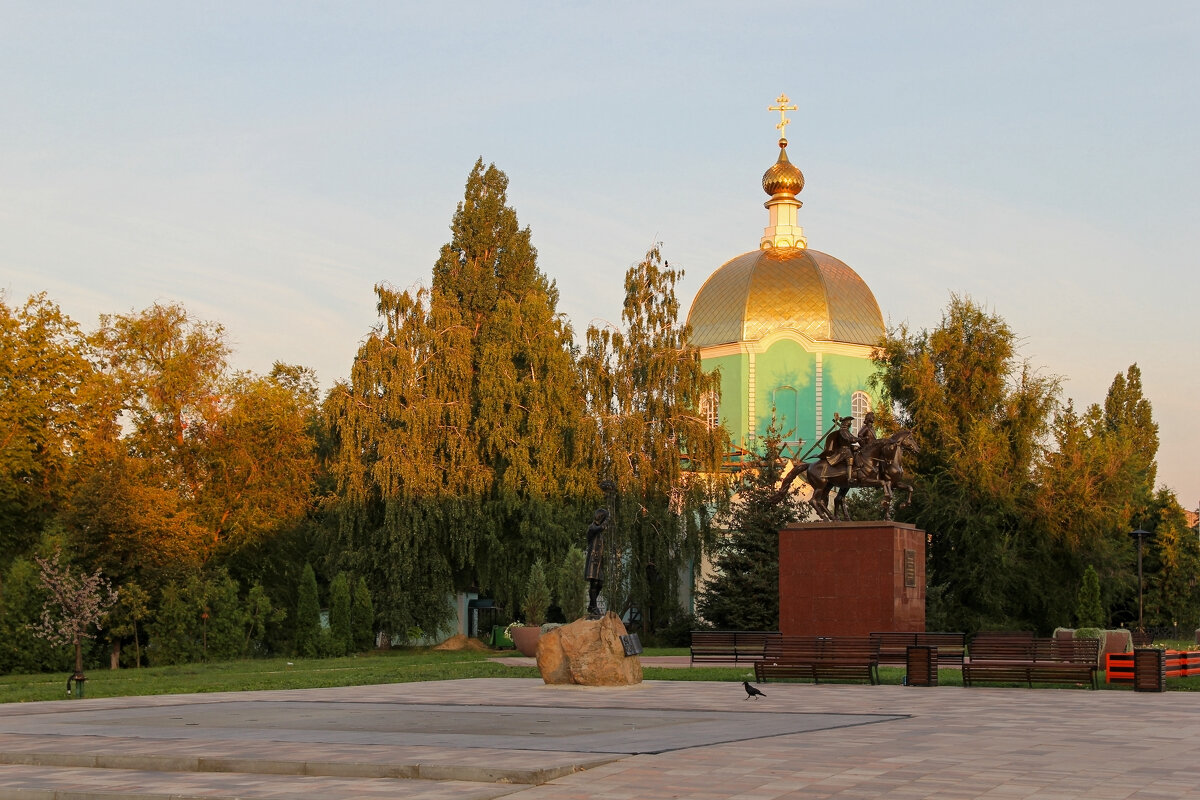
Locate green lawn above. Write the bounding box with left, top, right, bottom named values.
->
left=0, top=649, right=538, bottom=704
left=4, top=647, right=1199, bottom=703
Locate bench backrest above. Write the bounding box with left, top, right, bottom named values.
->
left=870, top=632, right=917, bottom=650
left=766, top=636, right=877, bottom=661
left=1036, top=637, right=1099, bottom=664
left=969, top=638, right=1034, bottom=661
left=691, top=631, right=737, bottom=648
left=734, top=631, right=782, bottom=649
left=918, top=632, right=966, bottom=650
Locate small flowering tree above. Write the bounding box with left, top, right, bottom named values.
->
left=32, top=549, right=117, bottom=684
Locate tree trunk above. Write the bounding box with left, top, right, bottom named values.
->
left=111, top=639, right=121, bottom=669
left=74, top=638, right=83, bottom=675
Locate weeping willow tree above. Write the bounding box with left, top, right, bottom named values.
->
left=580, top=245, right=729, bottom=632
left=325, top=160, right=593, bottom=638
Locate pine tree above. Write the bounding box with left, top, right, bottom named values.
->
left=328, top=572, right=352, bottom=657
left=580, top=245, right=729, bottom=631
left=294, top=563, right=322, bottom=658
left=697, top=419, right=800, bottom=630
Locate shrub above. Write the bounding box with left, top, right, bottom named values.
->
left=294, top=563, right=322, bottom=657
left=1075, top=565, right=1105, bottom=628
left=328, top=573, right=351, bottom=657
left=202, top=570, right=247, bottom=662
left=521, top=560, right=551, bottom=627
left=555, top=547, right=588, bottom=622
left=148, top=582, right=202, bottom=666
left=351, top=577, right=375, bottom=652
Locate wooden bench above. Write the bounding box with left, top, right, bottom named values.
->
left=869, top=632, right=967, bottom=667
left=919, top=632, right=966, bottom=667
left=754, top=636, right=880, bottom=684
left=963, top=637, right=1098, bottom=689
left=869, top=632, right=916, bottom=666
left=689, top=630, right=780, bottom=664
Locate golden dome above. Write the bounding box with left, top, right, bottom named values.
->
left=762, top=141, right=804, bottom=197
left=686, top=247, right=885, bottom=348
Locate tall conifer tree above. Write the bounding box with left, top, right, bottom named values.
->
left=327, top=160, right=591, bottom=638
left=697, top=419, right=800, bottom=630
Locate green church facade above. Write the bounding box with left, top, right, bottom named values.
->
left=685, top=103, right=886, bottom=463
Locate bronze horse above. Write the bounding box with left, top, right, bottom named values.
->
left=775, top=429, right=919, bottom=521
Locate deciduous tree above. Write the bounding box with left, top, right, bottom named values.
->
left=0, top=294, right=101, bottom=566
left=31, top=548, right=117, bottom=679
left=580, top=245, right=728, bottom=631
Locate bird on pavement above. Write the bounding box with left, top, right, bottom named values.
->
left=743, top=681, right=765, bottom=700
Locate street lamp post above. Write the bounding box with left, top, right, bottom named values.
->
left=1131, top=529, right=1152, bottom=632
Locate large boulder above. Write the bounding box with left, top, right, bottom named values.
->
left=536, top=612, right=643, bottom=686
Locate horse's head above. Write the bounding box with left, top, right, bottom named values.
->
left=896, top=428, right=920, bottom=453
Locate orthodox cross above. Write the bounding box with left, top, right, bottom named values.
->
left=768, top=94, right=798, bottom=140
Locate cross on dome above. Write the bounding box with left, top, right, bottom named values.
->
left=768, top=93, right=797, bottom=142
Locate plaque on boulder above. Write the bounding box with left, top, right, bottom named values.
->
left=535, top=612, right=643, bottom=686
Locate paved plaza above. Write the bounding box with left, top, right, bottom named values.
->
left=0, top=675, right=1196, bottom=799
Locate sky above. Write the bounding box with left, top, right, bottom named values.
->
left=2, top=2, right=1197, bottom=507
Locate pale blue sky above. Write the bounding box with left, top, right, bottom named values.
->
left=2, top=2, right=1197, bottom=505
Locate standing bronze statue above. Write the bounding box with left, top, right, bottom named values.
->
left=584, top=507, right=609, bottom=619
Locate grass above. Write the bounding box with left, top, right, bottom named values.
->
left=5, top=645, right=1200, bottom=703
left=0, top=649, right=538, bottom=704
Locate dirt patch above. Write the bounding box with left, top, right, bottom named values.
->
left=432, top=634, right=491, bottom=652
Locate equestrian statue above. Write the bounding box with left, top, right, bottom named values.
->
left=772, top=412, right=919, bottom=522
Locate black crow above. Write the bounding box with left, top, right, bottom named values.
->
left=743, top=680, right=765, bottom=699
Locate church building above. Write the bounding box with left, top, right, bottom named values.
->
left=686, top=96, right=885, bottom=462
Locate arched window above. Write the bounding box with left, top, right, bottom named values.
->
left=851, top=391, right=872, bottom=435
left=699, top=392, right=720, bottom=431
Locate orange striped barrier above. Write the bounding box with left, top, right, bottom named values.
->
left=1106, top=650, right=1200, bottom=682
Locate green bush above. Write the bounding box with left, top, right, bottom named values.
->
left=521, top=560, right=551, bottom=627
left=294, top=564, right=322, bottom=658
left=148, top=582, right=202, bottom=666
left=0, top=557, right=71, bottom=674
left=1075, top=565, right=1105, bottom=628
left=351, top=577, right=375, bottom=652
left=202, top=571, right=247, bottom=662
left=555, top=547, right=587, bottom=622
left=243, top=582, right=284, bottom=656
left=328, top=573, right=351, bottom=657
left=1075, top=626, right=1103, bottom=641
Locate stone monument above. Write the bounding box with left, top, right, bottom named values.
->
left=536, top=612, right=642, bottom=686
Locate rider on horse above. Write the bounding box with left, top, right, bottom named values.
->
left=821, top=416, right=858, bottom=474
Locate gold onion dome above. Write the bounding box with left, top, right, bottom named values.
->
left=762, top=140, right=804, bottom=196
left=686, top=95, right=884, bottom=350
left=686, top=248, right=884, bottom=348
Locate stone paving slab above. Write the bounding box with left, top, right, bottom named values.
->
left=1, top=678, right=1199, bottom=799
left=0, top=699, right=901, bottom=755
left=0, top=763, right=524, bottom=799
